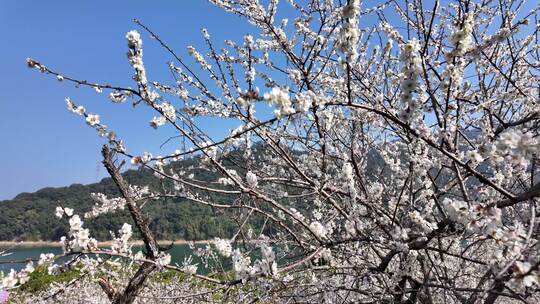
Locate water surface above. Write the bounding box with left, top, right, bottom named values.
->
left=0, top=244, right=198, bottom=272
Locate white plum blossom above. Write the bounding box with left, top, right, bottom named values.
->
left=513, top=261, right=539, bottom=287
left=187, top=46, right=211, bottom=70
left=64, top=208, right=74, bottom=217
left=156, top=252, right=171, bottom=267
left=111, top=223, right=132, bottom=254
left=64, top=214, right=97, bottom=251
left=450, top=13, right=474, bottom=55
left=181, top=256, right=198, bottom=275
left=442, top=198, right=470, bottom=225
left=86, top=193, right=127, bottom=218
left=264, top=87, right=294, bottom=118
left=38, top=253, right=55, bottom=266
left=309, top=221, right=328, bottom=239
left=18, top=263, right=34, bottom=284
left=341, top=162, right=357, bottom=201
left=119, top=223, right=132, bottom=238
left=150, top=116, right=166, bottom=129
left=236, top=96, right=251, bottom=109
left=85, top=114, right=100, bottom=126
left=245, top=171, right=258, bottom=188
left=66, top=98, right=85, bottom=115
left=157, top=102, right=176, bottom=121
left=289, top=208, right=305, bottom=222
left=69, top=214, right=83, bottom=231
left=0, top=262, right=36, bottom=289
left=109, top=91, right=127, bottom=103
left=213, top=238, right=232, bottom=257
left=253, top=243, right=277, bottom=276
left=1, top=270, right=18, bottom=289
left=295, top=90, right=327, bottom=112
left=47, top=264, right=61, bottom=276
left=126, top=30, right=142, bottom=49
left=409, top=211, right=436, bottom=233
left=126, top=29, right=157, bottom=104
left=55, top=206, right=64, bottom=218
left=232, top=249, right=252, bottom=280
left=467, top=150, right=484, bottom=163
left=217, top=177, right=235, bottom=185
left=337, top=0, right=360, bottom=61
left=131, top=152, right=153, bottom=165
left=398, top=40, right=422, bottom=122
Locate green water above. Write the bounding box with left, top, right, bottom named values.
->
left=0, top=244, right=199, bottom=273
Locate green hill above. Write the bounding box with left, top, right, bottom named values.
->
left=0, top=158, right=239, bottom=242
left=0, top=143, right=390, bottom=242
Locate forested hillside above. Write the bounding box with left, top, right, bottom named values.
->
left=0, top=157, right=239, bottom=241
left=0, top=145, right=387, bottom=242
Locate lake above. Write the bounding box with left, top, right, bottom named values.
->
left=0, top=244, right=200, bottom=273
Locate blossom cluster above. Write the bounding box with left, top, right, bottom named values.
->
left=111, top=223, right=133, bottom=254
left=309, top=221, right=328, bottom=239
left=180, top=256, right=198, bottom=275
left=213, top=238, right=232, bottom=257
left=450, top=13, right=474, bottom=56
left=245, top=170, right=258, bottom=188
left=337, top=0, right=360, bottom=61
left=1, top=263, right=34, bottom=289
left=187, top=46, right=212, bottom=71
left=341, top=162, right=357, bottom=202
left=58, top=212, right=98, bottom=252
left=65, top=98, right=125, bottom=152
left=492, top=129, right=538, bottom=168
left=85, top=193, right=127, bottom=218
left=126, top=30, right=160, bottom=104
left=231, top=241, right=277, bottom=281
left=150, top=102, right=176, bottom=128
left=398, top=40, right=422, bottom=122
left=264, top=87, right=294, bottom=118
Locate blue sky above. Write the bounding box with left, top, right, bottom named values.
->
left=0, top=1, right=257, bottom=200
left=1, top=1, right=535, bottom=200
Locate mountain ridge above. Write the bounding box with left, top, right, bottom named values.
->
left=0, top=159, right=239, bottom=242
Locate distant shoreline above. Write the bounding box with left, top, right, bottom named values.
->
left=0, top=240, right=211, bottom=248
